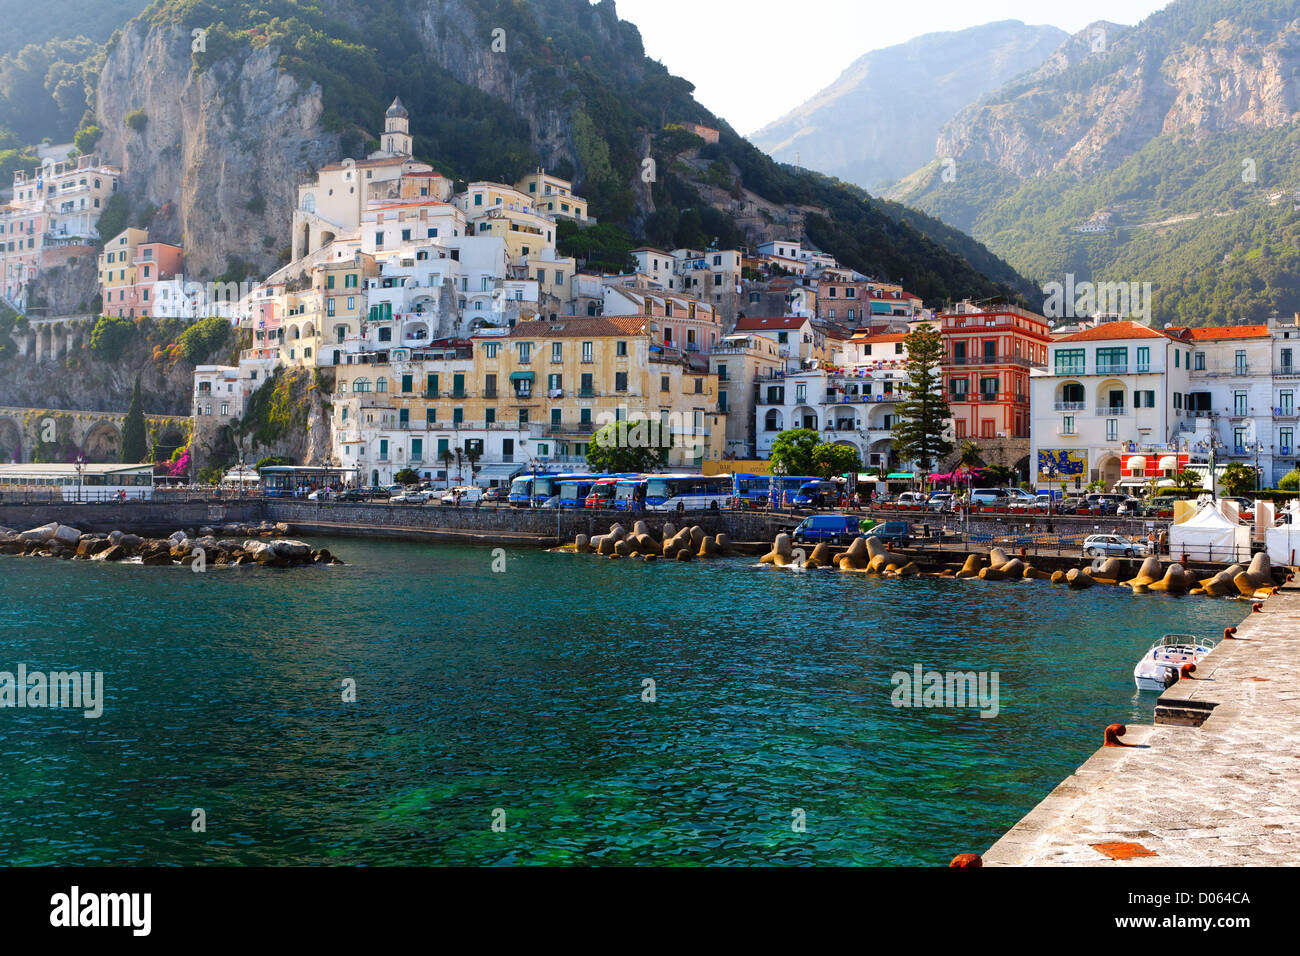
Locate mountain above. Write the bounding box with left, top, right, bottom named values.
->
left=52, top=0, right=1036, bottom=306
left=887, top=0, right=1300, bottom=325
left=0, top=0, right=149, bottom=57
left=748, top=21, right=1067, bottom=191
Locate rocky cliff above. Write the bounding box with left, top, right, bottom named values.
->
left=95, top=20, right=338, bottom=279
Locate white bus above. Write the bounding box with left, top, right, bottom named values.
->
left=644, top=474, right=734, bottom=511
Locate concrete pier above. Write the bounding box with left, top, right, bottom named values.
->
left=984, top=586, right=1300, bottom=866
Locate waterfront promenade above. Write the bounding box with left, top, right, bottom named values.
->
left=983, top=587, right=1300, bottom=866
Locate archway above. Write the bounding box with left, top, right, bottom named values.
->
left=0, top=417, right=21, bottom=463
left=83, top=421, right=122, bottom=463
left=153, top=426, right=187, bottom=463
left=1096, top=453, right=1122, bottom=490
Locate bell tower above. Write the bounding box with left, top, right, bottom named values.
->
left=381, top=96, right=411, bottom=157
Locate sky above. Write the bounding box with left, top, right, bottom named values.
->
left=612, top=0, right=1173, bottom=135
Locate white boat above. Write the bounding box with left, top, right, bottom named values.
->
left=1133, top=633, right=1215, bottom=692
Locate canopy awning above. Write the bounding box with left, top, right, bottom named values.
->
left=509, top=371, right=535, bottom=382
left=1158, top=455, right=1178, bottom=471
left=886, top=472, right=914, bottom=480
left=1129, top=455, right=1148, bottom=471
left=476, top=462, right=525, bottom=481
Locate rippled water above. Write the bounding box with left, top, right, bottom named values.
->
left=0, top=540, right=1247, bottom=865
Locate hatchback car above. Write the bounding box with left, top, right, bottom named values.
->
left=1082, top=534, right=1143, bottom=558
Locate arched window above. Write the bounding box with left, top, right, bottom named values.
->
left=376, top=377, right=387, bottom=393
left=354, top=378, right=371, bottom=393
left=1061, top=382, right=1084, bottom=405
left=301, top=193, right=316, bottom=214
left=765, top=409, right=782, bottom=432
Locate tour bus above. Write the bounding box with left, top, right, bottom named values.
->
left=644, top=474, right=734, bottom=511
left=537, top=473, right=599, bottom=509
left=558, top=476, right=606, bottom=509
left=611, top=476, right=648, bottom=511
left=0, top=463, right=155, bottom=502
left=508, top=471, right=585, bottom=508
left=583, top=476, right=622, bottom=509
left=732, top=473, right=771, bottom=509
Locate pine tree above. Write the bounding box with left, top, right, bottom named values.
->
left=892, top=325, right=953, bottom=471
left=121, top=375, right=147, bottom=463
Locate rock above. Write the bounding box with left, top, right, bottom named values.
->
left=803, top=541, right=831, bottom=567
left=698, top=536, right=720, bottom=558
left=836, top=537, right=869, bottom=571
left=714, top=532, right=730, bottom=552
left=19, top=522, right=59, bottom=543
left=119, top=534, right=142, bottom=552
left=198, top=526, right=214, bottom=536
left=661, top=522, right=676, bottom=539
left=109, top=530, right=124, bottom=545
left=1234, top=552, right=1274, bottom=595
left=77, top=538, right=112, bottom=558
left=1050, top=570, right=1067, bottom=584
left=94, top=544, right=128, bottom=562
left=245, top=541, right=277, bottom=564
left=760, top=532, right=794, bottom=567
left=274, top=522, right=291, bottom=534
left=141, top=552, right=174, bottom=566
left=1149, top=564, right=1192, bottom=594
left=52, top=525, right=83, bottom=546
left=675, top=548, right=693, bottom=561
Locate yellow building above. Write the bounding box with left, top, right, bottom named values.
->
left=515, top=169, right=590, bottom=222
left=97, top=227, right=147, bottom=315
left=458, top=182, right=557, bottom=266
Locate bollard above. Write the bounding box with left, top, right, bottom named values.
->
left=949, top=853, right=982, bottom=867
left=1103, top=723, right=1132, bottom=747
left=1253, top=602, right=1263, bottom=613
left=1180, top=662, right=1197, bottom=680
left=1224, top=626, right=1238, bottom=640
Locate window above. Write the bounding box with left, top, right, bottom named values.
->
left=518, top=409, right=529, bottom=425
left=1235, top=350, right=1247, bottom=374
left=1054, top=349, right=1085, bottom=375
left=979, top=377, right=999, bottom=400
left=1281, top=391, right=1294, bottom=416
left=1135, top=390, right=1156, bottom=408
left=716, top=363, right=728, bottom=382
left=1136, top=346, right=1150, bottom=372
left=1234, top=426, right=1245, bottom=452
left=581, top=341, right=593, bottom=362
left=401, top=374, right=412, bottom=394
left=1062, top=415, right=1075, bottom=435
left=615, top=372, right=628, bottom=392
left=1096, top=347, right=1127, bottom=374
left=551, top=408, right=562, bottom=428
left=1282, top=348, right=1294, bottom=374
left=1194, top=351, right=1205, bottom=371
left=484, top=342, right=498, bottom=358
left=1174, top=350, right=1180, bottom=368
left=1174, top=392, right=1183, bottom=410
left=552, top=342, right=563, bottom=362
left=949, top=378, right=968, bottom=399
left=547, top=373, right=562, bottom=393
left=616, top=341, right=627, bottom=357
left=518, top=342, right=531, bottom=363
left=1105, top=419, right=1118, bottom=441
left=1234, top=391, right=1248, bottom=416
left=580, top=373, right=594, bottom=396
left=1280, top=428, right=1293, bottom=455
left=661, top=376, right=670, bottom=393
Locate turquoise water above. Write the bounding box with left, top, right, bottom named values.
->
left=0, top=540, right=1247, bottom=866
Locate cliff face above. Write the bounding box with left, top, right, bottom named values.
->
left=95, top=21, right=339, bottom=279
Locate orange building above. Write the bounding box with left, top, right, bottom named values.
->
left=941, top=303, right=1051, bottom=441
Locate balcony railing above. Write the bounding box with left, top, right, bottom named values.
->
left=1054, top=401, right=1086, bottom=411
left=1095, top=363, right=1128, bottom=375
left=947, top=354, right=1043, bottom=369
left=1096, top=406, right=1128, bottom=416
left=1276, top=365, right=1298, bottom=376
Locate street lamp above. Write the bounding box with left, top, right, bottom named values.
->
left=74, top=454, right=85, bottom=504
left=771, top=459, right=786, bottom=510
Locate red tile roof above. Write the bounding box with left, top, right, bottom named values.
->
left=1056, top=321, right=1172, bottom=342
left=1171, top=324, right=1270, bottom=340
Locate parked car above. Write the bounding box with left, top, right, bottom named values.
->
left=481, top=486, right=510, bottom=504
left=385, top=484, right=406, bottom=496
left=862, top=520, right=911, bottom=545
left=1084, top=493, right=1128, bottom=515
left=392, top=490, right=434, bottom=504
left=1082, top=534, right=1143, bottom=558
left=1116, top=496, right=1145, bottom=515
left=306, top=488, right=333, bottom=501
left=897, top=491, right=929, bottom=506
left=1056, top=496, right=1085, bottom=514
left=969, top=488, right=1009, bottom=506
left=927, top=492, right=953, bottom=512
left=793, top=514, right=862, bottom=545
left=363, top=487, right=391, bottom=500
left=336, top=489, right=368, bottom=503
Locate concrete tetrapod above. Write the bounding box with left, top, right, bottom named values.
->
left=760, top=532, right=794, bottom=567
left=955, top=554, right=983, bottom=579
left=1148, top=564, right=1193, bottom=594
left=1195, top=564, right=1243, bottom=597
left=835, top=537, right=870, bottom=571
left=979, top=557, right=1025, bottom=581
left=1234, top=552, right=1276, bottom=597
left=1066, top=567, right=1094, bottom=589
left=804, top=541, right=834, bottom=568
left=1088, top=557, right=1125, bottom=585
left=865, top=536, right=891, bottom=573
left=1124, top=556, right=1163, bottom=591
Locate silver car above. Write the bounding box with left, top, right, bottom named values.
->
left=1082, top=534, right=1144, bottom=558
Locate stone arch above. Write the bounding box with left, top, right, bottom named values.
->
left=1095, top=453, right=1122, bottom=489
left=1013, top=455, right=1031, bottom=481
left=83, top=421, right=122, bottom=463
left=152, top=424, right=187, bottom=462
left=1055, top=380, right=1085, bottom=408
left=763, top=408, right=783, bottom=432
left=0, top=417, right=21, bottom=463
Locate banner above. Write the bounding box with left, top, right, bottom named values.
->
left=1037, top=448, right=1087, bottom=483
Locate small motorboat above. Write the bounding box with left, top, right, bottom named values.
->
left=1133, top=633, right=1215, bottom=692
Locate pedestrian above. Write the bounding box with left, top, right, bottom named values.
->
left=1146, top=530, right=1156, bottom=554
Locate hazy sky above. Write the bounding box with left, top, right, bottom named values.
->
left=613, top=0, right=1173, bottom=134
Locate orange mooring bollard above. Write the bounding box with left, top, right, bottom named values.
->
left=1253, top=602, right=1263, bottom=613
left=949, top=853, right=982, bottom=867
left=1180, top=662, right=1197, bottom=680
left=1104, top=723, right=1132, bottom=747
left=1224, top=626, right=1238, bottom=640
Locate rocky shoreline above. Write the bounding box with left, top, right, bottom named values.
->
left=0, top=521, right=344, bottom=568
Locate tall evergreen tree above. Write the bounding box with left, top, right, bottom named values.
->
left=892, top=325, right=953, bottom=471
left=121, top=375, right=147, bottom=463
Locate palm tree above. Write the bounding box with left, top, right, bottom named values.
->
left=462, top=443, right=482, bottom=486
left=958, top=440, right=982, bottom=469
left=439, top=447, right=455, bottom=487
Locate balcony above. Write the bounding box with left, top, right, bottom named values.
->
left=1095, top=363, right=1128, bottom=375
left=1057, top=425, right=1077, bottom=436
left=1054, top=402, right=1086, bottom=411
left=1275, top=365, right=1298, bottom=377
left=946, top=354, right=1043, bottom=369
left=1052, top=366, right=1086, bottom=377
left=1096, top=406, right=1128, bottom=416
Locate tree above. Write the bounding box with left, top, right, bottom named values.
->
left=1220, top=462, right=1258, bottom=497
left=1172, top=469, right=1202, bottom=494
left=586, top=419, right=673, bottom=474
left=462, top=443, right=483, bottom=485
left=394, top=467, right=419, bottom=485
left=438, top=447, right=455, bottom=481
left=1279, top=469, right=1299, bottom=492
left=121, top=376, right=146, bottom=463
left=811, top=442, right=862, bottom=480
left=768, top=428, right=819, bottom=476
left=892, top=325, right=952, bottom=471
left=89, top=315, right=135, bottom=361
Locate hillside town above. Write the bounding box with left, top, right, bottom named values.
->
left=3, top=100, right=1299, bottom=496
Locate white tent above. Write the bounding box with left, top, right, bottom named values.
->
left=1169, top=506, right=1251, bottom=563
left=1266, top=525, right=1300, bottom=567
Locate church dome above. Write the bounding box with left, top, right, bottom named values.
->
left=385, top=96, right=408, bottom=119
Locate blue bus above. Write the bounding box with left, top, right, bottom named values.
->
left=612, top=476, right=648, bottom=511
left=645, top=474, right=734, bottom=511
left=732, top=473, right=771, bottom=509
left=508, top=471, right=567, bottom=507
left=556, top=475, right=609, bottom=508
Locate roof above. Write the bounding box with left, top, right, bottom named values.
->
left=850, top=332, right=906, bottom=344
left=503, top=316, right=649, bottom=339
left=385, top=96, right=408, bottom=119
left=1171, top=324, right=1270, bottom=340
left=1055, top=321, right=1172, bottom=343
left=733, top=315, right=809, bottom=332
